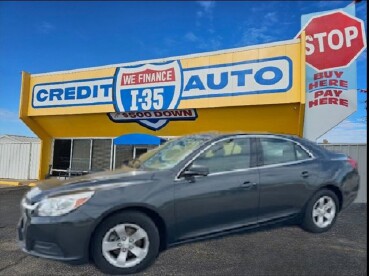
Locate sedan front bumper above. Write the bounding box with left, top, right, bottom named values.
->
left=17, top=206, right=95, bottom=264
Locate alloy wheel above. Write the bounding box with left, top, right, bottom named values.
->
left=102, top=223, right=150, bottom=268
left=312, top=196, right=336, bottom=228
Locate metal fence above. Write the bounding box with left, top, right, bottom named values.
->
left=319, top=144, right=367, bottom=203
left=0, top=142, right=40, bottom=180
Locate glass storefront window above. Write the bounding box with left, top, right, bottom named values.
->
left=52, top=138, right=163, bottom=175
left=71, top=139, right=91, bottom=171
left=91, top=139, right=112, bottom=172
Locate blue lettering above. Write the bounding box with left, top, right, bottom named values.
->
left=100, top=84, right=112, bottom=97
left=50, top=89, right=63, bottom=101
left=93, top=85, right=98, bottom=98
left=231, top=69, right=253, bottom=86
left=184, top=75, right=205, bottom=91
left=207, top=72, right=228, bottom=90
left=77, top=86, right=91, bottom=99
left=255, top=66, right=283, bottom=85
left=64, top=87, right=75, bottom=100
left=36, top=89, right=48, bottom=102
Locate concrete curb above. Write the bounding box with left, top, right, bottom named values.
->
left=0, top=180, right=36, bottom=187
left=0, top=180, right=21, bottom=186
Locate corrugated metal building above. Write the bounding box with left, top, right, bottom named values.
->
left=0, top=135, right=40, bottom=180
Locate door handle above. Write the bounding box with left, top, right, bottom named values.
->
left=241, top=181, right=257, bottom=189
left=301, top=171, right=309, bottom=178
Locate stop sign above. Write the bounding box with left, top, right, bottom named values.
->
left=300, top=11, right=366, bottom=71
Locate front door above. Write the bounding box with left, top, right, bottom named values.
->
left=174, top=137, right=260, bottom=241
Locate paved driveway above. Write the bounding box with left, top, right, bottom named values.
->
left=0, top=186, right=366, bottom=275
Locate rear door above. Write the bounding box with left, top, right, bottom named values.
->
left=256, top=137, right=319, bottom=222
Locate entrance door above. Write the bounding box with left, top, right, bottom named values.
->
left=134, top=147, right=149, bottom=159
left=114, top=145, right=133, bottom=169
left=52, top=139, right=71, bottom=174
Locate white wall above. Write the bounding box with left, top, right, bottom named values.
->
left=0, top=142, right=40, bottom=180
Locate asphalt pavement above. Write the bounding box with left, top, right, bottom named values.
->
left=0, top=186, right=366, bottom=276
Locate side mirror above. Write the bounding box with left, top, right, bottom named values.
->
left=183, top=164, right=209, bottom=178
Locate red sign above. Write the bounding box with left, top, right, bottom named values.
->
left=121, top=68, right=175, bottom=85
left=300, top=11, right=366, bottom=71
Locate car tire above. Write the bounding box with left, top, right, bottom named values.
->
left=91, top=211, right=160, bottom=275
left=301, top=189, right=339, bottom=233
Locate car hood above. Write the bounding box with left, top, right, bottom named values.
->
left=26, top=167, right=155, bottom=203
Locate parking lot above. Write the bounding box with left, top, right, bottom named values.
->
left=0, top=186, right=366, bottom=276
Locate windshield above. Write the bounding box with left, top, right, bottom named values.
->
left=133, top=135, right=212, bottom=170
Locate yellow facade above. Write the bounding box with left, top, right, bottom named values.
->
left=20, top=36, right=306, bottom=179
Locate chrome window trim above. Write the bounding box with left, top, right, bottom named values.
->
left=175, top=134, right=315, bottom=181
left=206, top=167, right=258, bottom=177
left=254, top=158, right=314, bottom=170
left=198, top=158, right=314, bottom=178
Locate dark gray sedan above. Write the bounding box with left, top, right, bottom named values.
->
left=18, top=133, right=360, bottom=275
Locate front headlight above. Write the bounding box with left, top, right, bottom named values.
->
left=36, top=191, right=94, bottom=217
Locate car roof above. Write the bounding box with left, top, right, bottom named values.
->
left=181, top=132, right=302, bottom=144
left=209, top=132, right=299, bottom=140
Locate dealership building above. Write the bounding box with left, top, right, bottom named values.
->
left=20, top=37, right=308, bottom=179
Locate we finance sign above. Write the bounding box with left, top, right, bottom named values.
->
left=32, top=56, right=292, bottom=130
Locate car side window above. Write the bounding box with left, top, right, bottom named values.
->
left=295, top=144, right=311, bottom=160
left=260, top=138, right=310, bottom=165
left=191, top=138, right=251, bottom=174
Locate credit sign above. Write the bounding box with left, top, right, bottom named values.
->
left=32, top=78, right=113, bottom=108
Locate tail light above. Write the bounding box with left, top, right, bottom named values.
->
left=347, top=157, right=358, bottom=169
